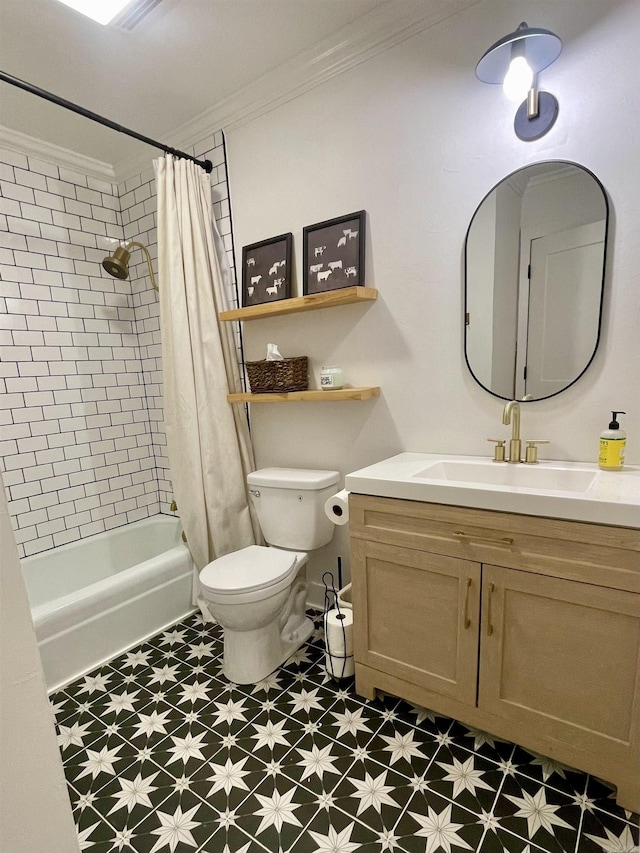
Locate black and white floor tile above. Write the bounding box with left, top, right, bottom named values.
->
left=51, top=612, right=639, bottom=852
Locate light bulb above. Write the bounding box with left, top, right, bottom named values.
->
left=503, top=56, right=534, bottom=101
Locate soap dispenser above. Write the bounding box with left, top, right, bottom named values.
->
left=599, top=411, right=626, bottom=471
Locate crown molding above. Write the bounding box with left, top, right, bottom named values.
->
left=0, top=125, right=116, bottom=182
left=506, top=164, right=579, bottom=196
left=528, top=164, right=580, bottom=187
left=114, top=0, right=482, bottom=182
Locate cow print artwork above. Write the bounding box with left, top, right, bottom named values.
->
left=303, top=211, right=366, bottom=294
left=242, top=232, right=293, bottom=307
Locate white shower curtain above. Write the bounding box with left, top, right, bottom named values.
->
left=154, top=156, right=260, bottom=607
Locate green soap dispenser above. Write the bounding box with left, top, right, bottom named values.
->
left=599, top=411, right=626, bottom=471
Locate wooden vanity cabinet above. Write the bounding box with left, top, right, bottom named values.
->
left=349, top=494, right=640, bottom=812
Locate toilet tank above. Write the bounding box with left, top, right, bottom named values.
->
left=247, top=468, right=340, bottom=550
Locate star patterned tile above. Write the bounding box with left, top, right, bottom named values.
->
left=51, top=611, right=639, bottom=852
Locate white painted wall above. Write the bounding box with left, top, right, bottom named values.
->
left=226, top=0, right=640, bottom=594
left=0, top=469, right=79, bottom=852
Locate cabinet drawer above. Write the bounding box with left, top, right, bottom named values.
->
left=350, top=494, right=640, bottom=592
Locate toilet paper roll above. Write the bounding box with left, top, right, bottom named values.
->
left=324, top=608, right=355, bottom=679
left=324, top=489, right=350, bottom=526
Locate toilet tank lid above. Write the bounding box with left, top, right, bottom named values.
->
left=247, top=468, right=340, bottom=490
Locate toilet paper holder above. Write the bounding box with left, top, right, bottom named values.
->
left=322, top=571, right=355, bottom=680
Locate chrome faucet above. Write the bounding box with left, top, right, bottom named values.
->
left=503, top=400, right=521, bottom=463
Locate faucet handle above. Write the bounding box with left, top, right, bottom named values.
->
left=524, top=439, right=550, bottom=464
left=487, top=438, right=507, bottom=463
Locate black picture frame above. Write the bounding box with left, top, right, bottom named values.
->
left=242, top=233, right=293, bottom=307
left=303, top=211, right=366, bottom=295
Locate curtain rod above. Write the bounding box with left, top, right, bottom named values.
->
left=0, top=71, right=213, bottom=173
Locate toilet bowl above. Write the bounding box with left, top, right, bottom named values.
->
left=199, top=468, right=339, bottom=684
left=200, top=545, right=312, bottom=684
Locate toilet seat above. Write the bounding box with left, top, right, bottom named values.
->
left=200, top=545, right=306, bottom=601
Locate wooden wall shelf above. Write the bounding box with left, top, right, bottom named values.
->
left=227, top=387, right=380, bottom=403
left=219, top=286, right=377, bottom=322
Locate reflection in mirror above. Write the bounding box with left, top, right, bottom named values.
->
left=464, top=161, right=608, bottom=401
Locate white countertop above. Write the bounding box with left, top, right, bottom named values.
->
left=345, top=453, right=640, bottom=527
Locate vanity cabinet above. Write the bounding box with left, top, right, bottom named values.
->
left=349, top=494, right=640, bottom=812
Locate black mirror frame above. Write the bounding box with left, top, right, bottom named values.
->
left=463, top=160, right=609, bottom=402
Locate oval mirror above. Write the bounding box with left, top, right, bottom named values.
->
left=464, top=161, right=608, bottom=401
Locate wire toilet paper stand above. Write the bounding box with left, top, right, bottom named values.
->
left=322, top=570, right=354, bottom=681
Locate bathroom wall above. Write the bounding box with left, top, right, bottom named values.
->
left=0, top=132, right=234, bottom=557
left=225, top=0, right=640, bottom=592
left=0, top=466, right=79, bottom=852
left=0, top=147, right=162, bottom=558
left=2, top=0, right=637, bottom=583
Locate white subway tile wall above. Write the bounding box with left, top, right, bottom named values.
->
left=0, top=132, right=239, bottom=558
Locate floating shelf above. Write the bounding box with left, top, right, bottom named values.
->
left=227, top=387, right=380, bottom=403
left=219, top=286, right=378, bottom=322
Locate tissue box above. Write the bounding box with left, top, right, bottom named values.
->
left=246, top=356, right=308, bottom=393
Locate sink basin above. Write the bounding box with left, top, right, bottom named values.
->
left=345, top=452, right=640, bottom=526
left=413, top=460, right=598, bottom=494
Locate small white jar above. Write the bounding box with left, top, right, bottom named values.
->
left=320, top=366, right=344, bottom=390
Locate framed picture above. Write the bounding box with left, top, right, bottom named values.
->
left=303, top=210, right=366, bottom=295
left=242, top=233, right=293, bottom=307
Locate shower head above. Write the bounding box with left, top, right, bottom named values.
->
left=102, top=242, right=158, bottom=291
left=102, top=246, right=131, bottom=280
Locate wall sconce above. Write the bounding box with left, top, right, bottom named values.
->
left=102, top=241, right=158, bottom=291
left=476, top=22, right=562, bottom=141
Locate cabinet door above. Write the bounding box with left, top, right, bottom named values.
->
left=478, top=564, right=640, bottom=765
left=351, top=539, right=481, bottom=705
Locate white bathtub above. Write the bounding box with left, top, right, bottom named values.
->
left=22, top=516, right=196, bottom=691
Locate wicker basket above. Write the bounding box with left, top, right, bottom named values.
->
left=246, top=356, right=308, bottom=393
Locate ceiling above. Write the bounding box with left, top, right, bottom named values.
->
left=0, top=0, right=399, bottom=168
left=0, top=0, right=633, bottom=176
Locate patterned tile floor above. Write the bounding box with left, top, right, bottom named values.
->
left=51, top=612, right=639, bottom=853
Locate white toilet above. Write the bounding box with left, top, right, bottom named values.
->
left=199, top=467, right=340, bottom=684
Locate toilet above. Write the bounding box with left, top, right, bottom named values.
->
left=199, top=467, right=340, bottom=684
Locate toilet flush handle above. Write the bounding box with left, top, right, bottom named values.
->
left=249, top=489, right=260, bottom=498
